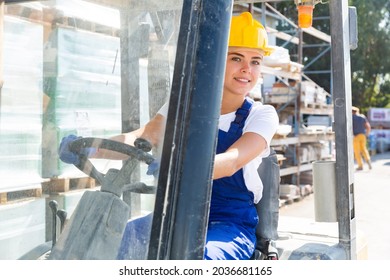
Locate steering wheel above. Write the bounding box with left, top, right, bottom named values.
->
left=69, top=137, right=156, bottom=196
left=19, top=137, right=157, bottom=260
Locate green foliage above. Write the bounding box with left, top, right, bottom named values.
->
left=349, top=0, right=390, bottom=112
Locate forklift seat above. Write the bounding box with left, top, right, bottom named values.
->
left=252, top=148, right=280, bottom=260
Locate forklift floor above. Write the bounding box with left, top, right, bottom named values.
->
left=277, top=151, right=390, bottom=260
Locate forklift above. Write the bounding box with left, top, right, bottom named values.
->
left=1, top=0, right=357, bottom=260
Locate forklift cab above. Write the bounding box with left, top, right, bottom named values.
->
left=1, top=0, right=357, bottom=260
left=2, top=0, right=248, bottom=260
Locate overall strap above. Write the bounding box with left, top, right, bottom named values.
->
left=228, top=97, right=254, bottom=136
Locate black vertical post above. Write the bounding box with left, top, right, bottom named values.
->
left=148, top=0, right=234, bottom=260
left=329, top=0, right=356, bottom=260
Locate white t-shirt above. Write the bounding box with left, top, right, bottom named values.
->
left=157, top=101, right=279, bottom=203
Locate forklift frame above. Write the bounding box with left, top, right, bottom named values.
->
left=0, top=0, right=356, bottom=260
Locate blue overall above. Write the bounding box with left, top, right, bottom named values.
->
left=205, top=97, right=258, bottom=260
left=117, top=98, right=257, bottom=260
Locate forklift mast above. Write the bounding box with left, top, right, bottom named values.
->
left=329, top=0, right=356, bottom=260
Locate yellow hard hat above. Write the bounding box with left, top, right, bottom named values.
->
left=229, top=12, right=274, bottom=56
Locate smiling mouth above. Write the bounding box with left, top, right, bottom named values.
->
left=234, top=77, right=251, bottom=83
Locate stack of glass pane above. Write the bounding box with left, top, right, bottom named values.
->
left=0, top=17, right=44, bottom=191
left=42, top=26, right=122, bottom=178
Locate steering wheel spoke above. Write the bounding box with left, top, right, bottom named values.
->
left=69, top=137, right=156, bottom=196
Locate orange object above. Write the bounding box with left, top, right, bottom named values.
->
left=297, top=5, right=314, bottom=28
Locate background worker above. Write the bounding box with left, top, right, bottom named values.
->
left=352, top=106, right=372, bottom=170
left=59, top=12, right=278, bottom=260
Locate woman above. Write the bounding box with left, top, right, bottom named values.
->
left=59, top=12, right=278, bottom=260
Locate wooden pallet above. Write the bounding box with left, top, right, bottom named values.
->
left=303, top=102, right=326, bottom=109
left=300, top=184, right=313, bottom=197
left=302, top=101, right=334, bottom=110
left=0, top=186, right=42, bottom=205
left=279, top=195, right=302, bottom=208
left=42, top=177, right=96, bottom=194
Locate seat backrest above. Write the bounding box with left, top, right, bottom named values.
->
left=254, top=148, right=280, bottom=254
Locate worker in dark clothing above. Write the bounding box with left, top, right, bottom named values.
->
left=352, top=106, right=372, bottom=171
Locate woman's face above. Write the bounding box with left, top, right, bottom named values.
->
left=223, top=47, right=264, bottom=97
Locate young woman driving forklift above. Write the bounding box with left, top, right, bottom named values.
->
left=59, top=11, right=278, bottom=260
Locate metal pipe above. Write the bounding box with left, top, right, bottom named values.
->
left=329, top=0, right=357, bottom=260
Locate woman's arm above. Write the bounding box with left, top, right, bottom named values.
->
left=93, top=114, right=166, bottom=159
left=364, top=118, right=371, bottom=136
left=212, top=132, right=267, bottom=179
